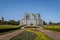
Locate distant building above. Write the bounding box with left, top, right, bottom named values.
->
left=20, top=13, right=43, bottom=26
left=0, top=17, right=4, bottom=21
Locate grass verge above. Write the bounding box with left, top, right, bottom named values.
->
left=0, top=25, right=20, bottom=35
left=43, top=25, right=60, bottom=32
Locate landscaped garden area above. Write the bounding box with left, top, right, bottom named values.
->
left=0, top=25, right=20, bottom=35
left=0, top=25, right=60, bottom=40
left=11, top=29, right=52, bottom=40
left=43, top=25, right=60, bottom=32
left=0, top=25, right=20, bottom=29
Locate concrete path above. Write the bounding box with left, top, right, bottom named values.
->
left=0, top=29, right=25, bottom=40
left=37, top=27, right=60, bottom=40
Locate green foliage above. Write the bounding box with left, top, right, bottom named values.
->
left=11, top=29, right=52, bottom=40
left=49, top=21, right=60, bottom=25
left=49, top=21, right=52, bottom=25
left=0, top=20, right=20, bottom=25
left=27, top=30, right=52, bottom=40
left=0, top=25, right=19, bottom=29
left=0, top=25, right=20, bottom=35
left=25, top=26, right=39, bottom=28
left=43, top=21, right=47, bottom=25
left=11, top=31, right=37, bottom=40
left=0, top=20, right=4, bottom=25
left=8, top=20, right=16, bottom=25
left=43, top=25, right=60, bottom=32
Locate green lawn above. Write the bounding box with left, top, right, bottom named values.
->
left=0, top=25, right=20, bottom=35
left=0, top=25, right=20, bottom=29
left=43, top=25, right=60, bottom=32
left=11, top=29, right=52, bottom=40
left=26, top=29, right=52, bottom=40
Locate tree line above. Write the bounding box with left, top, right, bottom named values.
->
left=0, top=20, right=20, bottom=25
left=0, top=20, right=60, bottom=25
left=43, top=21, right=60, bottom=25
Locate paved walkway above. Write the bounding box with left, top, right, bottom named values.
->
left=37, top=27, right=60, bottom=40
left=0, top=29, right=25, bottom=40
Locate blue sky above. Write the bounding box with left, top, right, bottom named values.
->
left=0, top=0, right=60, bottom=23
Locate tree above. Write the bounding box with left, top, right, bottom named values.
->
left=43, top=21, right=47, bottom=25
left=8, top=20, right=16, bottom=25
left=0, top=20, right=4, bottom=25
left=4, top=21, right=8, bottom=24
left=15, top=20, right=20, bottom=25
left=49, top=21, right=52, bottom=25
left=8, top=20, right=20, bottom=25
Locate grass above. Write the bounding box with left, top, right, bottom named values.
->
left=27, top=29, right=52, bottom=40
left=0, top=25, right=20, bottom=29
left=11, top=29, right=52, bottom=40
left=43, top=25, right=60, bottom=32
left=0, top=25, right=20, bottom=35
left=11, top=30, right=37, bottom=40
left=24, top=26, right=39, bottom=28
